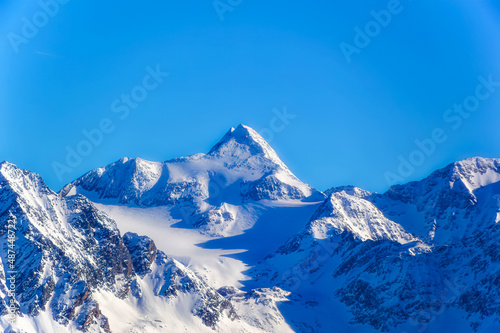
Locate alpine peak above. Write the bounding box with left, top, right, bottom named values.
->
left=208, top=124, right=284, bottom=166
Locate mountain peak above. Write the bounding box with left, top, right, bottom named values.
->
left=452, top=156, right=500, bottom=173
left=308, top=190, right=417, bottom=244
left=0, top=160, right=16, bottom=172
left=0, top=161, right=56, bottom=215
left=325, top=185, right=372, bottom=199
left=427, top=157, right=500, bottom=192
left=208, top=124, right=286, bottom=168
left=0, top=161, right=36, bottom=184
left=0, top=161, right=18, bottom=183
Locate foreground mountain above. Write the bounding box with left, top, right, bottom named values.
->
left=0, top=161, right=286, bottom=332
left=254, top=157, right=500, bottom=332
left=1, top=124, right=499, bottom=333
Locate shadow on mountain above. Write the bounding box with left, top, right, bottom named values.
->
left=196, top=201, right=322, bottom=290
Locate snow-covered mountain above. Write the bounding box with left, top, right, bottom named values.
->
left=1, top=124, right=500, bottom=333
left=0, top=161, right=287, bottom=332
left=254, top=157, right=500, bottom=332
left=61, top=124, right=324, bottom=236
left=374, top=157, right=500, bottom=244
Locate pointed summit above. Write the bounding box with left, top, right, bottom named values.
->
left=1, top=161, right=36, bottom=179
left=208, top=124, right=285, bottom=167
left=0, top=160, right=17, bottom=175
left=0, top=161, right=54, bottom=199
left=389, top=157, right=500, bottom=197
left=447, top=157, right=500, bottom=190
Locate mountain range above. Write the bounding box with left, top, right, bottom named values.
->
left=1, top=124, right=499, bottom=332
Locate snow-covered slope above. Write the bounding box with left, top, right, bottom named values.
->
left=304, top=189, right=417, bottom=243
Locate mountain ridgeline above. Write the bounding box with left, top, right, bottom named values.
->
left=1, top=125, right=499, bottom=332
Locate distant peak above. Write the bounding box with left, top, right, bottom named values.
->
left=453, top=156, right=500, bottom=169
left=234, top=123, right=252, bottom=132
left=207, top=124, right=285, bottom=166
left=0, top=161, right=53, bottom=197
left=325, top=185, right=372, bottom=199
left=208, top=124, right=258, bottom=153
left=432, top=157, right=500, bottom=181
left=0, top=161, right=21, bottom=177
left=388, top=157, right=500, bottom=196
left=118, top=157, right=133, bottom=164
left=0, top=160, right=15, bottom=169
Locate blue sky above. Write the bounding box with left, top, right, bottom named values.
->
left=1, top=0, right=499, bottom=193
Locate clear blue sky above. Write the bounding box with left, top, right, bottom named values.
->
left=1, top=0, right=499, bottom=193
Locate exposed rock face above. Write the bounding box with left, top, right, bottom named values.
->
left=123, top=233, right=157, bottom=277
left=0, top=161, right=133, bottom=332
left=122, top=232, right=239, bottom=329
